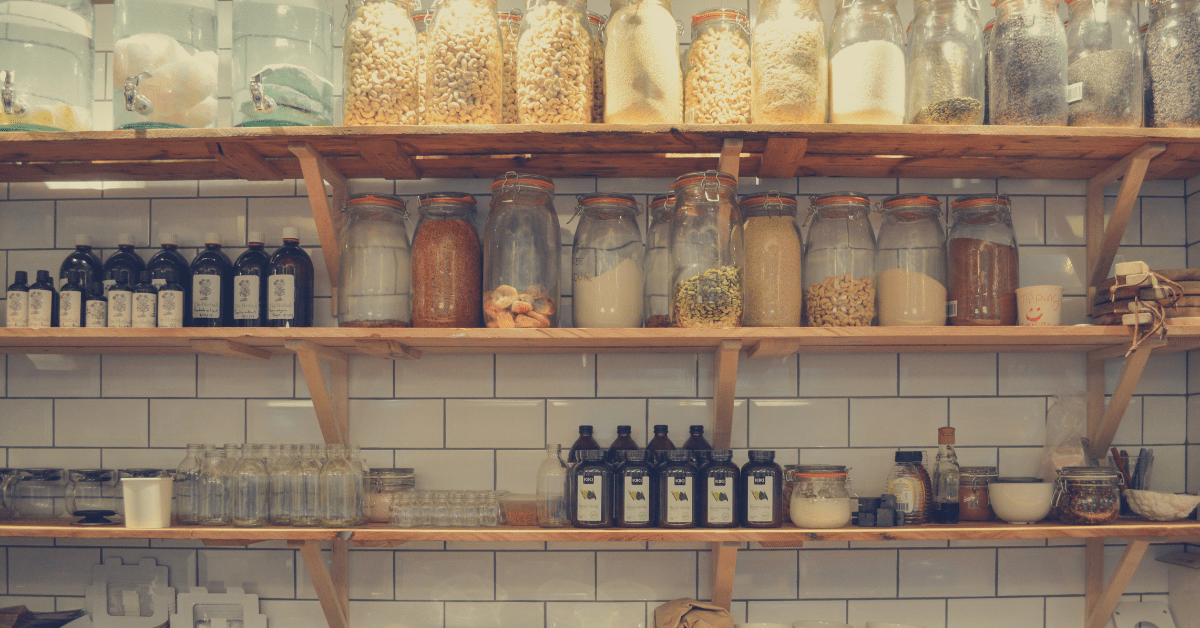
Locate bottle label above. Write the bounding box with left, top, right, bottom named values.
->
left=85, top=300, right=107, bottom=327
left=747, top=473, right=774, bottom=523
left=6, top=291, right=28, bottom=327
left=27, top=289, right=53, bottom=328
left=707, top=476, right=734, bottom=524
left=192, top=275, right=221, bottom=319
left=267, top=274, right=295, bottom=320
left=576, top=470, right=603, bottom=523
left=234, top=275, right=261, bottom=320
left=59, top=291, right=81, bottom=328
left=159, top=290, right=184, bottom=328
left=889, top=477, right=918, bottom=514
left=666, top=475, right=693, bottom=524
left=622, top=471, right=650, bottom=524
left=132, top=293, right=157, bottom=328
left=151, top=278, right=166, bottom=288
left=108, top=290, right=132, bottom=328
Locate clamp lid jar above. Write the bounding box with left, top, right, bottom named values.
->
left=338, top=194, right=412, bottom=328
left=484, top=173, right=562, bottom=329
left=571, top=194, right=645, bottom=328
left=669, top=171, right=743, bottom=328
left=958, top=465, right=998, bottom=521
left=1054, top=466, right=1122, bottom=525
left=788, top=465, right=854, bottom=529
left=740, top=192, right=802, bottom=328
left=803, top=192, right=877, bottom=328
left=947, top=194, right=1019, bottom=326
left=644, top=193, right=676, bottom=328
left=876, top=194, right=948, bottom=327
left=412, top=193, right=482, bottom=328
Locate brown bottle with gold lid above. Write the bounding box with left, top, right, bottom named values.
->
left=659, top=450, right=698, bottom=528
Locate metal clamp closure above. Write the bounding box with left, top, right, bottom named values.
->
left=765, top=190, right=783, bottom=217
left=1, top=71, right=25, bottom=116
left=250, top=71, right=277, bottom=113
left=124, top=72, right=154, bottom=115
left=701, top=169, right=721, bottom=202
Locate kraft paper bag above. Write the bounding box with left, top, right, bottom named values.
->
left=653, top=598, right=735, bottom=628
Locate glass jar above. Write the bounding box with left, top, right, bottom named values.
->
left=232, top=0, right=333, bottom=127
left=230, top=445, right=269, bottom=528
left=803, top=192, right=877, bottom=327
left=669, top=171, right=743, bottom=328
left=1065, top=0, right=1142, bottom=127
left=958, top=465, right=998, bottom=521
left=587, top=12, right=607, bottom=122
left=4, top=469, right=66, bottom=519
left=267, top=445, right=296, bottom=526
left=66, top=469, right=118, bottom=515
left=498, top=9, right=522, bottom=124
left=780, top=464, right=800, bottom=521
left=572, top=194, right=644, bottom=328
left=604, top=0, right=682, bottom=123
left=886, top=451, right=929, bottom=524
left=907, top=0, right=985, bottom=124
left=367, top=468, right=415, bottom=523
left=344, top=0, right=419, bottom=126
left=426, top=0, right=503, bottom=124
left=412, top=194, right=483, bottom=328
left=291, top=444, right=323, bottom=527
left=684, top=9, right=751, bottom=124
left=517, top=0, right=593, bottom=124
left=537, top=445, right=570, bottom=527
left=829, top=0, right=906, bottom=124
left=113, top=0, right=217, bottom=129
left=789, top=465, right=854, bottom=529
left=0, top=0, right=93, bottom=131
left=644, top=193, right=675, bottom=328
left=752, top=0, right=827, bottom=123
left=989, top=0, right=1068, bottom=125
left=319, top=444, right=359, bottom=527
left=947, top=195, right=1019, bottom=326
left=415, top=10, right=431, bottom=123
left=1054, top=466, right=1122, bottom=525
left=198, top=448, right=230, bottom=526
left=740, top=192, right=803, bottom=327
left=1145, top=0, right=1200, bottom=127
left=876, top=194, right=948, bottom=327
left=0, top=469, right=16, bottom=518
left=338, top=195, right=412, bottom=328
left=483, top=173, right=562, bottom=329
left=174, top=444, right=204, bottom=525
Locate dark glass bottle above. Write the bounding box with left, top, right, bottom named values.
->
left=59, top=235, right=103, bottom=290
left=931, top=427, right=961, bottom=524
left=6, top=271, right=30, bottom=328
left=615, top=449, right=655, bottom=528
left=58, top=270, right=85, bottom=328
left=570, top=449, right=613, bottom=528
left=569, top=425, right=602, bottom=464
left=741, top=450, right=783, bottom=528
left=607, top=425, right=639, bottom=464
left=683, top=425, right=713, bottom=451
left=647, top=424, right=676, bottom=466
left=233, top=232, right=270, bottom=327
left=102, top=233, right=146, bottom=295
left=132, top=271, right=158, bottom=328
left=267, top=228, right=315, bottom=327
left=700, top=450, right=739, bottom=528
left=108, top=270, right=133, bottom=328
left=659, top=450, right=698, bottom=529
left=28, top=270, right=58, bottom=328
left=147, top=233, right=192, bottom=326
left=84, top=282, right=107, bottom=328
left=157, top=269, right=186, bottom=328
left=189, top=233, right=234, bottom=327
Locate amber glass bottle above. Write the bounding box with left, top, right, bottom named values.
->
left=607, top=425, right=640, bottom=464
left=659, top=450, right=698, bottom=528
left=647, top=424, right=676, bottom=466
left=570, top=450, right=613, bottom=528
left=700, top=450, right=739, bottom=528
left=741, top=450, right=783, bottom=528
left=569, top=425, right=602, bottom=463
left=615, top=449, right=655, bottom=528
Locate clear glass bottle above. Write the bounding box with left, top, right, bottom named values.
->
left=198, top=448, right=230, bottom=526
left=572, top=194, right=644, bottom=328
left=789, top=465, right=854, bottom=528
left=338, top=195, right=412, bottom=328
left=412, top=194, right=482, bottom=328
left=291, top=444, right=323, bottom=527
left=931, top=427, right=961, bottom=523
left=876, top=194, right=948, bottom=327
left=752, top=0, right=827, bottom=123
left=947, top=195, right=1019, bottom=326
left=481, top=492, right=500, bottom=526
left=829, top=0, right=906, bottom=123
left=803, top=192, right=877, bottom=327
left=643, top=193, right=675, bottom=328
left=349, top=445, right=370, bottom=525
left=684, top=9, right=751, bottom=124
left=604, top=0, right=682, bottom=123
left=483, top=173, right=562, bottom=329
left=517, top=0, right=593, bottom=123
left=344, top=0, right=417, bottom=126
left=414, top=10, right=431, bottom=124
left=740, top=192, right=802, bottom=327
left=669, top=171, right=743, bottom=328
left=319, top=445, right=358, bottom=527
left=267, top=445, right=295, bottom=526
left=587, top=12, right=607, bottom=123
left=426, top=0, right=504, bottom=124
left=1065, top=0, right=1142, bottom=127
left=0, top=0, right=93, bottom=131
left=231, top=444, right=269, bottom=528
left=499, top=9, right=522, bottom=124
left=174, top=444, right=204, bottom=525
left=435, top=492, right=452, bottom=527
left=233, top=0, right=333, bottom=126
left=886, top=451, right=929, bottom=524
left=989, top=0, right=1068, bottom=125
left=537, top=444, right=570, bottom=528
left=907, top=0, right=985, bottom=124
left=1143, top=0, right=1200, bottom=127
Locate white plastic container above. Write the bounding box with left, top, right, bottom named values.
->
left=121, top=477, right=173, bottom=528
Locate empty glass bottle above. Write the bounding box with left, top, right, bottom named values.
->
left=349, top=445, right=370, bottom=525
left=319, top=445, right=358, bottom=527
left=267, top=445, right=295, bottom=526
left=291, top=444, right=322, bottom=527
left=198, top=448, right=230, bottom=526
left=174, top=444, right=204, bottom=525
left=536, top=444, right=570, bottom=527
left=231, top=444, right=269, bottom=527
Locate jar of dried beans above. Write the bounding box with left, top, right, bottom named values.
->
left=517, top=0, right=593, bottom=123
left=499, top=9, right=522, bottom=123
left=605, top=0, right=682, bottom=123
left=1066, top=0, right=1142, bottom=127
left=572, top=194, right=644, bottom=328
left=644, top=193, right=675, bottom=328
left=684, top=9, right=751, bottom=124
left=740, top=192, right=802, bottom=327
left=338, top=195, right=412, bottom=327
left=411, top=193, right=483, bottom=328
left=587, top=12, right=607, bottom=122
left=752, top=0, right=827, bottom=123
left=669, top=171, right=743, bottom=328
left=344, top=0, right=419, bottom=126
left=803, top=193, right=877, bottom=327
left=947, top=195, right=1018, bottom=326
left=989, top=0, right=1068, bottom=125
left=958, top=465, right=998, bottom=521
left=483, top=173, right=562, bottom=328
left=907, top=0, right=985, bottom=125
left=1053, top=466, right=1121, bottom=525
left=875, top=194, right=948, bottom=327
left=414, top=10, right=431, bottom=123
left=1145, top=0, right=1200, bottom=127
left=426, top=0, right=504, bottom=124
left=829, top=0, right=907, bottom=124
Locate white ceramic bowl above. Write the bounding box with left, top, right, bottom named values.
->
left=989, top=480, right=1055, bottom=524
left=1124, top=489, right=1200, bottom=521
left=794, top=621, right=854, bottom=628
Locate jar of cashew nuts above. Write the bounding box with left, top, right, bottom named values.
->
left=517, top=0, right=594, bottom=123
left=426, top=0, right=504, bottom=124
left=587, top=12, right=607, bottom=122
left=483, top=173, right=563, bottom=328
left=343, top=0, right=421, bottom=126
left=684, top=9, right=752, bottom=124
left=414, top=11, right=431, bottom=123
left=803, top=192, right=877, bottom=327
left=499, top=9, right=522, bottom=123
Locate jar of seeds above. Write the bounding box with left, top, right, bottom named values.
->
left=499, top=10, right=522, bottom=123
left=669, top=171, right=743, bottom=328
left=1053, top=466, right=1121, bottom=525
left=989, top=0, right=1068, bottom=125
left=644, top=193, right=675, bottom=328
left=483, top=173, right=562, bottom=328
left=587, top=12, right=607, bottom=122
left=803, top=193, right=877, bottom=327
left=517, top=0, right=594, bottom=124
left=425, top=0, right=504, bottom=125
left=684, top=9, right=752, bottom=124
left=907, top=0, right=985, bottom=125
left=1145, top=0, right=1200, bottom=127
left=752, top=0, right=827, bottom=124
left=1066, top=0, right=1142, bottom=127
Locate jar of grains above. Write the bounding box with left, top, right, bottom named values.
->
left=411, top=193, right=483, bottom=328
left=604, top=0, right=683, bottom=123
left=829, top=0, right=907, bottom=124
left=752, top=0, right=827, bottom=124
left=1053, top=466, right=1121, bottom=525
left=483, top=173, right=562, bottom=328
left=587, top=12, right=607, bottom=122
left=572, top=194, right=644, bottom=327
left=367, top=468, right=414, bottom=523
left=414, top=11, right=430, bottom=123
left=946, top=195, right=1018, bottom=326
left=644, top=193, right=675, bottom=328
left=803, top=193, right=877, bottom=327
left=517, top=0, right=594, bottom=123
left=425, top=0, right=503, bottom=124
left=499, top=9, right=522, bottom=123
left=233, top=0, right=334, bottom=127
left=0, top=0, right=93, bottom=132
left=958, top=466, right=998, bottom=521
left=875, top=194, right=948, bottom=326
left=789, top=465, right=854, bottom=529
left=1065, top=0, right=1142, bottom=127
left=669, top=171, right=744, bottom=328
left=740, top=192, right=803, bottom=327
left=338, top=195, right=412, bottom=327
left=1145, top=0, right=1200, bottom=127
left=989, top=0, right=1068, bottom=125
left=906, top=0, right=985, bottom=125
left=684, top=9, right=752, bottom=124
left=343, top=0, right=419, bottom=126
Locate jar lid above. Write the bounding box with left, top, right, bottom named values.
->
left=497, top=8, right=523, bottom=20
left=748, top=450, right=776, bottom=463
left=413, top=10, right=430, bottom=21
left=894, top=451, right=923, bottom=463
left=740, top=191, right=799, bottom=216
left=491, top=172, right=555, bottom=191
left=811, top=191, right=871, bottom=209
left=992, top=476, right=1044, bottom=483
left=345, top=194, right=407, bottom=212
left=960, top=466, right=999, bottom=477
left=951, top=194, right=1011, bottom=213
left=709, top=450, right=734, bottom=462
left=673, top=170, right=737, bottom=189
left=370, top=467, right=415, bottom=476
left=1058, top=466, right=1120, bottom=479
left=692, top=8, right=749, bottom=25
left=793, top=464, right=848, bottom=476
left=20, top=468, right=65, bottom=481
left=623, top=449, right=648, bottom=462
left=587, top=10, right=607, bottom=24
left=577, top=193, right=641, bottom=215
left=418, top=192, right=478, bottom=210
left=881, top=193, right=943, bottom=215
left=579, top=449, right=606, bottom=462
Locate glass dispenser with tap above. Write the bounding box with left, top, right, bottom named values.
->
left=0, top=0, right=94, bottom=131
left=232, top=0, right=335, bottom=126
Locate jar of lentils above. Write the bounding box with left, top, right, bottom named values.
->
left=669, top=171, right=743, bottom=328
left=516, top=0, right=594, bottom=123
left=425, top=0, right=504, bottom=124
left=498, top=9, right=522, bottom=123
left=1065, top=0, right=1142, bottom=127
left=958, top=466, right=998, bottom=521
left=411, top=193, right=483, bottom=328
left=343, top=0, right=420, bottom=126
left=684, top=9, right=752, bottom=124
left=803, top=192, right=877, bottom=327
left=643, top=193, right=675, bottom=328
left=587, top=12, right=607, bottom=122
left=1053, top=466, right=1121, bottom=525
left=1145, top=0, right=1200, bottom=127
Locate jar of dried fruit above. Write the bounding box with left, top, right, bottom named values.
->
left=643, top=193, right=675, bottom=328
left=684, top=9, right=752, bottom=124
left=337, top=194, right=412, bottom=327
left=411, top=193, right=483, bottom=328
left=875, top=194, right=947, bottom=327
left=669, top=171, right=743, bottom=328
left=803, top=192, right=877, bottom=327
left=483, top=173, right=562, bottom=328
left=740, top=192, right=802, bottom=327
left=946, top=194, right=1018, bottom=326
left=571, top=194, right=644, bottom=328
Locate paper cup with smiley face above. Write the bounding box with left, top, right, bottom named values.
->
left=1015, top=285, right=1063, bottom=326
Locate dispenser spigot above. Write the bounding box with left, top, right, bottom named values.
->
left=1, top=71, right=27, bottom=116
left=250, top=72, right=276, bottom=113
left=124, top=72, right=154, bottom=115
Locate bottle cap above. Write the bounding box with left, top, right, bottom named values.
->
left=666, top=450, right=692, bottom=463
left=140, top=271, right=151, bottom=283
left=67, top=270, right=79, bottom=282
left=693, top=450, right=712, bottom=464
left=578, top=425, right=593, bottom=435
left=204, top=232, right=221, bottom=245
left=117, top=233, right=134, bottom=246
left=36, top=270, right=50, bottom=282
left=75, top=234, right=92, bottom=247
left=282, top=227, right=300, bottom=241
left=748, top=450, right=775, bottom=463
left=14, top=270, right=27, bottom=283
left=938, top=427, right=956, bottom=445
left=616, top=425, right=631, bottom=435
left=579, top=449, right=606, bottom=462
left=708, top=450, right=733, bottom=462
left=653, top=424, right=669, bottom=433
left=160, top=233, right=178, bottom=246
left=689, top=425, right=705, bottom=434
left=623, top=449, right=647, bottom=463
left=895, top=451, right=923, bottom=463
left=249, top=231, right=266, bottom=245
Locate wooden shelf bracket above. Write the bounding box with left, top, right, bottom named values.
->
left=293, top=539, right=350, bottom=628
left=290, top=142, right=348, bottom=318
left=285, top=339, right=349, bottom=445
left=718, top=138, right=744, bottom=179
left=1085, top=538, right=1151, bottom=628
left=190, top=339, right=272, bottom=361
left=710, top=541, right=739, bottom=610
left=711, top=339, right=742, bottom=450
left=1086, top=338, right=1166, bottom=459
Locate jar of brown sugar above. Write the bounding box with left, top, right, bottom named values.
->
left=412, top=193, right=483, bottom=328
left=958, top=466, right=998, bottom=521
left=1054, top=466, right=1122, bottom=525
left=947, top=195, right=1019, bottom=326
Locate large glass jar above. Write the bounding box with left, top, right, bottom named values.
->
left=412, top=193, right=483, bottom=328
left=1145, top=0, right=1200, bottom=127
left=587, top=12, right=607, bottom=122
left=483, top=173, right=562, bottom=328
left=669, top=171, right=743, bottom=328
left=233, top=0, right=333, bottom=127
left=66, top=469, right=119, bottom=515
left=4, top=468, right=66, bottom=518
left=571, top=194, right=644, bottom=328
left=752, top=0, right=827, bottom=123
left=499, top=9, right=522, bottom=123
left=803, top=192, right=877, bottom=327
left=907, top=0, right=985, bottom=125
left=789, top=465, right=854, bottom=529
left=415, top=10, right=431, bottom=123
left=876, top=194, right=947, bottom=327
left=989, top=0, right=1068, bottom=125
left=1054, top=466, right=1121, bottom=525
left=367, top=468, right=414, bottom=523
left=684, top=9, right=751, bottom=124
left=604, top=0, right=682, bottom=123
left=644, top=193, right=674, bottom=328
left=829, top=0, right=906, bottom=124
left=1066, top=0, right=1142, bottom=127
left=344, top=0, right=419, bottom=126
left=426, top=0, right=503, bottom=124
left=947, top=195, right=1018, bottom=326
left=113, top=0, right=217, bottom=129
left=338, top=195, right=412, bottom=328
left=0, top=0, right=93, bottom=131
left=517, top=0, right=593, bottom=123
left=740, top=192, right=802, bottom=327
left=959, top=465, right=998, bottom=521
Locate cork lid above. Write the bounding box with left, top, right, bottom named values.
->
left=938, top=427, right=956, bottom=445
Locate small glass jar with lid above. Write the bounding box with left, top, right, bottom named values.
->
left=367, top=468, right=415, bottom=523
left=587, top=12, right=607, bottom=122
left=789, top=465, right=854, bottom=529
left=233, top=0, right=334, bottom=127
left=1144, top=0, right=1200, bottom=127
left=829, top=0, right=906, bottom=124
left=66, top=469, right=119, bottom=516
left=4, top=468, right=66, bottom=519
left=571, top=194, right=644, bottom=328
left=947, top=195, right=1019, bottom=326
left=499, top=9, right=522, bottom=124
left=644, top=193, right=675, bottom=328
left=414, top=11, right=432, bottom=124
left=113, top=0, right=218, bottom=129
left=740, top=192, right=803, bottom=327
left=484, top=173, right=562, bottom=329
left=1054, top=466, right=1122, bottom=525
left=684, top=9, right=752, bottom=124
left=344, top=0, right=419, bottom=126
left=670, top=171, right=743, bottom=328
left=412, top=193, right=483, bottom=328
left=1066, top=0, right=1142, bottom=127
left=780, top=464, right=801, bottom=521
left=426, top=0, right=504, bottom=124
left=0, top=0, right=93, bottom=131
left=752, top=0, right=827, bottom=123
left=517, top=0, right=593, bottom=124
left=876, top=194, right=948, bottom=327
left=803, top=192, right=877, bottom=327
left=907, top=0, right=985, bottom=125
left=338, top=195, right=412, bottom=328
left=958, top=466, right=998, bottom=521
left=989, top=0, right=1068, bottom=125
left=605, top=0, right=682, bottom=123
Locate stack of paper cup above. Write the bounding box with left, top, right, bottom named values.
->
left=121, top=477, right=173, bottom=528
left=1015, top=285, right=1064, bottom=326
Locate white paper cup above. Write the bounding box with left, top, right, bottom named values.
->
left=1015, top=285, right=1063, bottom=326
left=121, top=478, right=173, bottom=528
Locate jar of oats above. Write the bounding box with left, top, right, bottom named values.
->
left=752, top=0, right=828, bottom=123
left=587, top=12, right=607, bottom=122
left=803, top=192, right=877, bottom=327
left=426, top=0, right=504, bottom=124
left=517, top=0, right=594, bottom=123
left=343, top=0, right=421, bottom=126
left=414, top=10, right=431, bottom=123
left=669, top=171, right=744, bottom=328
left=498, top=9, right=522, bottom=123
left=684, top=9, right=752, bottom=124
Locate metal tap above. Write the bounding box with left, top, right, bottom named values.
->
left=250, top=71, right=276, bottom=113
left=1, top=71, right=27, bottom=116
left=123, top=72, right=154, bottom=115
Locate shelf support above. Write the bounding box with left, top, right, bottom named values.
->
left=1086, top=339, right=1165, bottom=459
left=1085, top=538, right=1150, bottom=628
left=711, top=339, right=742, bottom=450
left=718, top=138, right=744, bottom=179
left=355, top=338, right=422, bottom=360
left=290, top=142, right=348, bottom=318
left=294, top=540, right=349, bottom=628
left=286, top=339, right=349, bottom=445
left=757, top=138, right=808, bottom=179
left=747, top=338, right=801, bottom=360
left=207, top=142, right=285, bottom=181
left=710, top=541, right=739, bottom=610
left=190, top=339, right=272, bottom=361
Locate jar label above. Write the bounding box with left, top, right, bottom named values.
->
left=577, top=471, right=603, bottom=523
left=623, top=472, right=650, bottom=524
left=268, top=274, right=295, bottom=320
left=193, top=275, right=221, bottom=319
left=27, top=289, right=53, bottom=328
left=59, top=291, right=81, bottom=328
left=85, top=300, right=106, bottom=327
left=132, top=293, right=157, bottom=328
left=6, top=291, right=28, bottom=327
left=947, top=300, right=958, bottom=318
left=1066, top=82, right=1084, bottom=104
left=747, top=474, right=774, bottom=523
left=159, top=290, right=184, bottom=328
left=234, top=275, right=260, bottom=320
left=707, top=476, right=734, bottom=524
left=889, top=477, right=918, bottom=513
left=108, top=291, right=133, bottom=328
left=666, top=476, right=694, bottom=524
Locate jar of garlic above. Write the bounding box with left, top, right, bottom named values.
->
left=343, top=0, right=421, bottom=126
left=517, top=0, right=594, bottom=123
left=498, top=9, right=522, bottom=123
left=605, top=0, right=682, bottom=123
left=684, top=9, right=752, bottom=124
left=426, top=0, right=504, bottom=124
left=414, top=10, right=431, bottom=123
left=587, top=12, right=607, bottom=122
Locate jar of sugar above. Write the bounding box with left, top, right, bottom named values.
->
left=829, top=0, right=907, bottom=124
left=875, top=194, right=948, bottom=327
